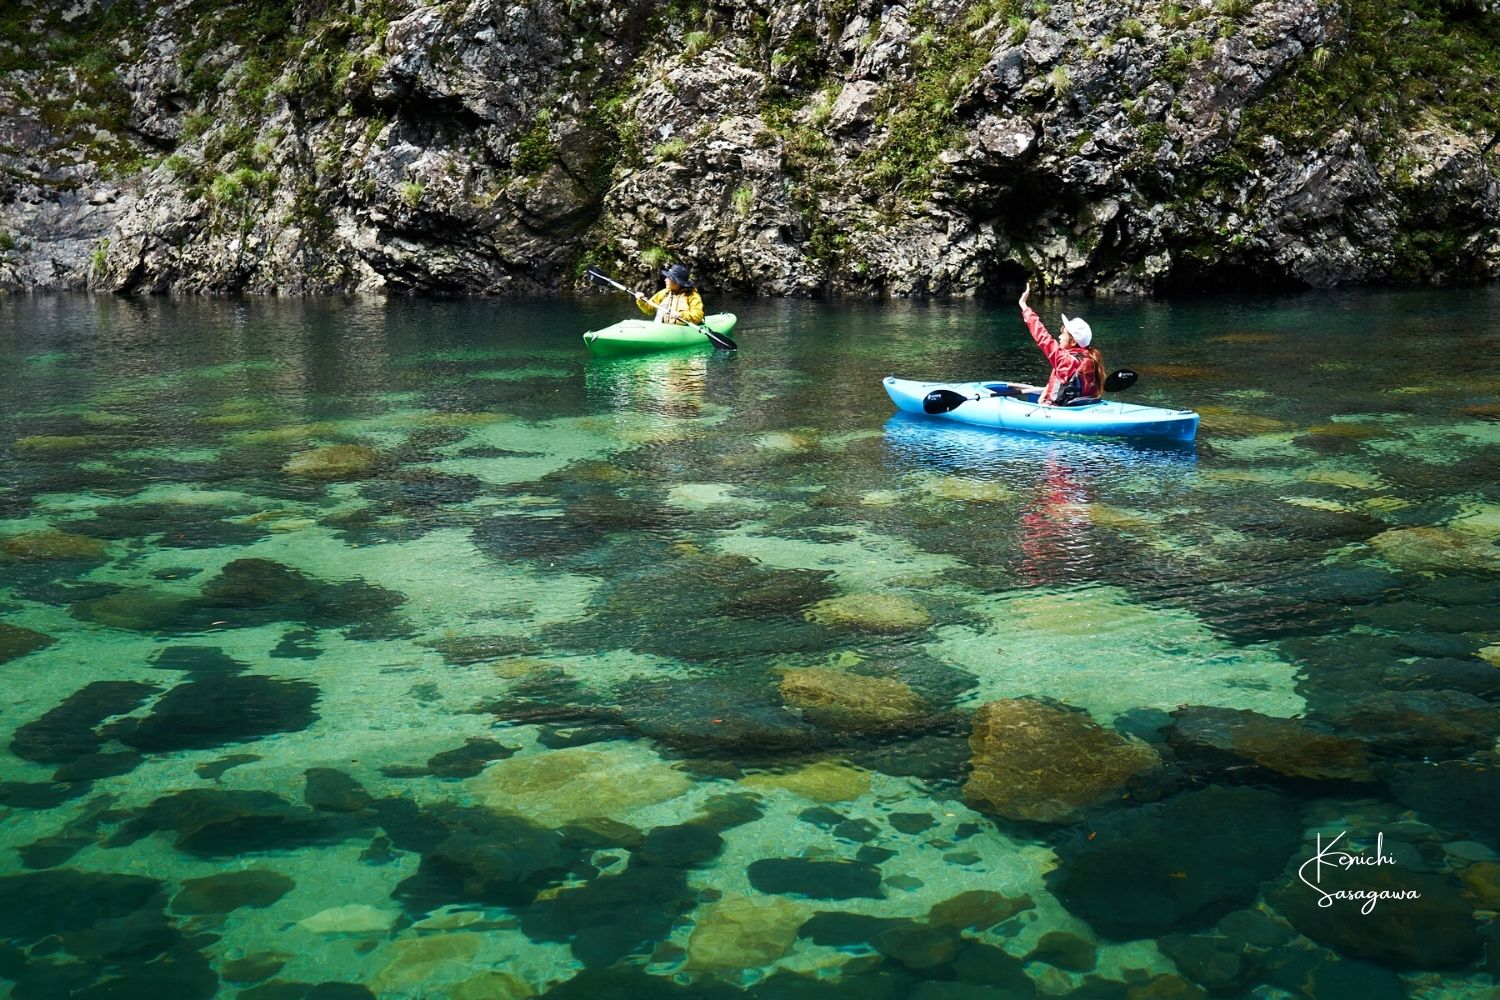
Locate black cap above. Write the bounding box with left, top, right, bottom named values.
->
left=662, top=263, right=694, bottom=288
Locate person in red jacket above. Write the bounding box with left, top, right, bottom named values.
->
left=1018, top=281, right=1105, bottom=405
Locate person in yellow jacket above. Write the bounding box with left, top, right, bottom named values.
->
left=635, top=263, right=705, bottom=325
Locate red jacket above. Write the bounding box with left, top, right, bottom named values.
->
left=1022, top=306, right=1099, bottom=404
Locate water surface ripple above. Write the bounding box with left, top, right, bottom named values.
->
left=2, top=291, right=1498, bottom=999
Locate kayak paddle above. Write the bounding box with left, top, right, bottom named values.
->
left=922, top=370, right=1139, bottom=415
left=583, top=266, right=737, bottom=351
left=923, top=389, right=983, bottom=414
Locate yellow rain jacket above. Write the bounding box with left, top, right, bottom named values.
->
left=637, top=287, right=705, bottom=325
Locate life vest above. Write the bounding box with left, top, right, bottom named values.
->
left=1046, top=348, right=1100, bottom=404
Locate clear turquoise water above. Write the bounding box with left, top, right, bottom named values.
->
left=1, top=291, right=1498, bottom=999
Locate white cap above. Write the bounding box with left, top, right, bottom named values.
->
left=1060, top=313, right=1093, bottom=348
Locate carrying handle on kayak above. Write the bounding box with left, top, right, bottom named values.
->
left=584, top=267, right=737, bottom=351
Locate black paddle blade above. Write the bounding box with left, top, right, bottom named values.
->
left=703, top=327, right=737, bottom=351
left=1104, top=369, right=1138, bottom=392
left=583, top=266, right=614, bottom=287
left=922, top=389, right=972, bottom=414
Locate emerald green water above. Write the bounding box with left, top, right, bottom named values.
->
left=1, top=291, right=1498, bottom=999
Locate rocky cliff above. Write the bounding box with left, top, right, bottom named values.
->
left=2, top=0, right=1497, bottom=297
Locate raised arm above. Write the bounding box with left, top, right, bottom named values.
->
left=1019, top=282, right=1064, bottom=367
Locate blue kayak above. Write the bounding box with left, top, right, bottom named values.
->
left=884, top=376, right=1199, bottom=442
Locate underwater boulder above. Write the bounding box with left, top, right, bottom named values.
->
left=804, top=593, right=933, bottom=634
left=1324, top=689, right=1500, bottom=757
left=1048, top=786, right=1301, bottom=939
left=779, top=667, right=927, bottom=732
left=197, top=558, right=322, bottom=615
left=747, top=858, right=884, bottom=900
left=303, top=768, right=373, bottom=813
left=684, top=895, right=807, bottom=973
left=70, top=588, right=196, bottom=631
left=927, top=889, right=1034, bottom=931
left=115, top=675, right=320, bottom=754
left=10, top=680, right=160, bottom=764
left=964, top=699, right=1160, bottom=824
left=0, top=622, right=57, bottom=665
left=1025, top=930, right=1097, bottom=972
left=1267, top=860, right=1481, bottom=969
left=617, top=678, right=822, bottom=756
left=740, top=761, right=873, bottom=803
left=170, top=870, right=295, bottom=914
left=282, top=444, right=380, bottom=479
left=1388, top=760, right=1500, bottom=845
left=1168, top=706, right=1374, bottom=781
left=471, top=746, right=693, bottom=826
left=1368, top=526, right=1500, bottom=574
left=1, top=530, right=108, bottom=561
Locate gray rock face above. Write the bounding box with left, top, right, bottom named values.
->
left=2, top=0, right=1496, bottom=296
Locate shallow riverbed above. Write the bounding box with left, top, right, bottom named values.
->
left=1, top=290, right=1498, bottom=999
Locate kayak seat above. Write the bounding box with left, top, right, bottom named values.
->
left=1061, top=396, right=1103, bottom=407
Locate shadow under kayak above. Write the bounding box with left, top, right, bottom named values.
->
left=583, top=313, right=738, bottom=356
left=884, top=376, right=1199, bottom=442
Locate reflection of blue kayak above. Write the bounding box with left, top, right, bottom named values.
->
left=884, top=376, right=1199, bottom=442
left=882, top=413, right=1198, bottom=476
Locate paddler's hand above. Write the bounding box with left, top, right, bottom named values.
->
left=1018, top=281, right=1030, bottom=309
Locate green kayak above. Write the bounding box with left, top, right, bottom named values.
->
left=583, top=313, right=738, bottom=356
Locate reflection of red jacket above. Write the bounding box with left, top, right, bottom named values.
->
left=1022, top=306, right=1098, bottom=404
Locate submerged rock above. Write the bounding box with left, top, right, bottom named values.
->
left=927, top=889, right=1034, bottom=930
left=220, top=952, right=291, bottom=984
left=471, top=746, right=693, bottom=826
left=283, top=444, right=381, bottom=479
left=1026, top=930, right=1097, bottom=972
left=390, top=801, right=581, bottom=913
left=149, top=645, right=248, bottom=674
left=747, top=858, right=883, bottom=900
left=1388, top=760, right=1500, bottom=845
left=615, top=678, right=821, bottom=756
left=804, top=593, right=933, bottom=633
left=964, top=699, right=1160, bottom=824
left=1267, top=862, right=1481, bottom=969
left=70, top=587, right=195, bottom=631
left=1048, top=786, right=1301, bottom=939
left=1324, top=689, right=1500, bottom=756
left=1168, top=706, right=1373, bottom=781
left=170, top=870, right=295, bottom=914
left=779, top=667, right=926, bottom=731
left=372, top=933, right=485, bottom=994
left=297, top=903, right=399, bottom=934
left=13, top=434, right=118, bottom=451
left=0, top=621, right=57, bottom=664
left=1368, top=525, right=1500, bottom=574
left=110, top=786, right=368, bottom=857
left=1, top=529, right=108, bottom=560
left=10, top=680, right=160, bottom=764
left=114, top=674, right=320, bottom=753
left=740, top=761, right=872, bottom=803
left=684, top=895, right=806, bottom=973
left=304, top=768, right=373, bottom=813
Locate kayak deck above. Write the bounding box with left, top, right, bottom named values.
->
left=884, top=376, right=1199, bottom=441
left=584, top=313, right=738, bottom=356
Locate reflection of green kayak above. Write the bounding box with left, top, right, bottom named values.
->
left=583, top=313, right=737, bottom=356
